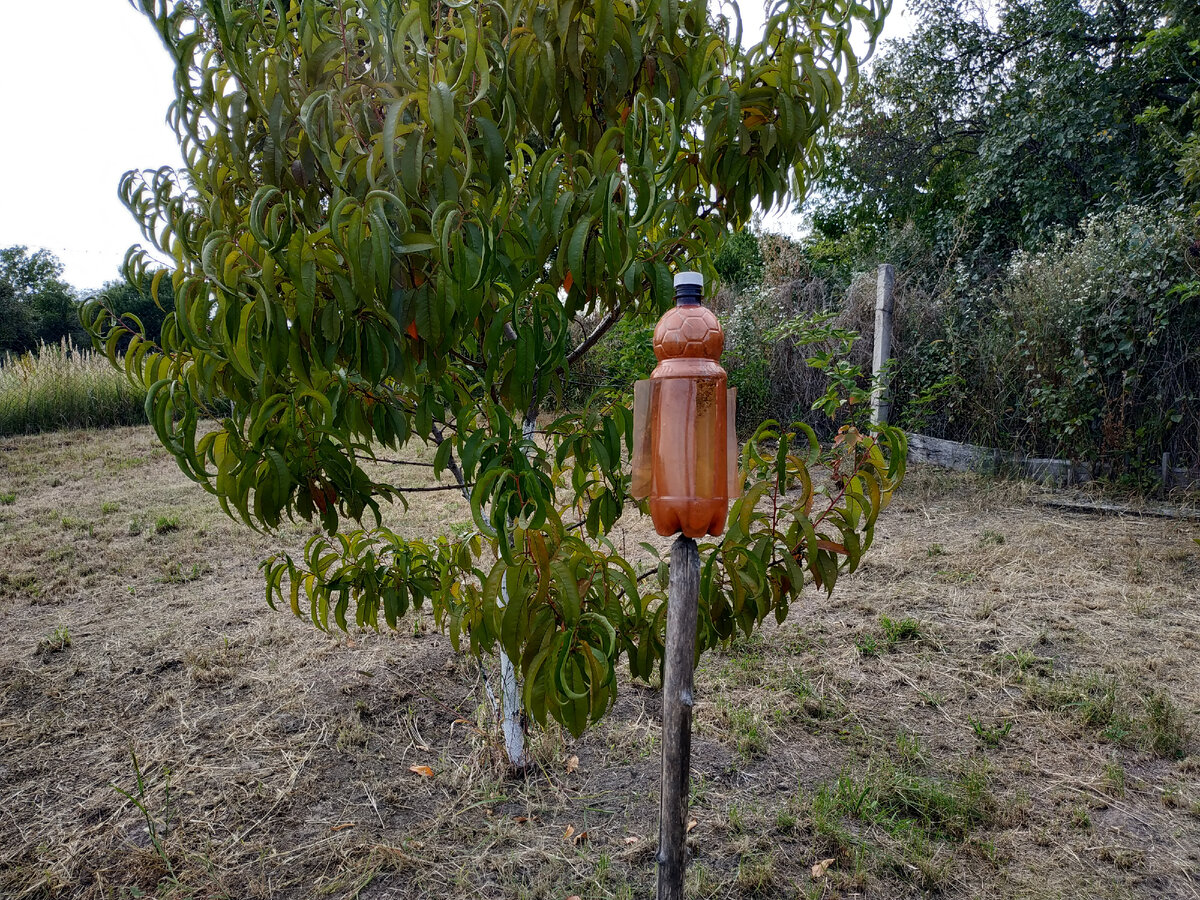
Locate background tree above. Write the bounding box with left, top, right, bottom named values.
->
left=0, top=246, right=85, bottom=352
left=84, top=0, right=906, bottom=754
left=809, top=0, right=1200, bottom=265
left=748, top=0, right=1200, bottom=487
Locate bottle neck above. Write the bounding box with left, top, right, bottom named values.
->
left=674, top=285, right=703, bottom=306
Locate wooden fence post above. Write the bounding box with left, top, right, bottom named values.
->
left=657, top=535, right=700, bottom=900
left=871, top=263, right=895, bottom=427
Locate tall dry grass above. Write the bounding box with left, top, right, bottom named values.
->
left=0, top=340, right=146, bottom=436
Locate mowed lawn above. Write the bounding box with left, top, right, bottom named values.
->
left=1, top=425, right=1198, bottom=899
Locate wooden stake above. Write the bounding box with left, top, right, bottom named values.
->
left=657, top=534, right=700, bottom=900
left=871, top=263, right=895, bottom=427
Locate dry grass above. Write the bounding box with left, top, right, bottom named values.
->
left=1, top=428, right=1198, bottom=899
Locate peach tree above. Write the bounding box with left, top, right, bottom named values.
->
left=84, top=0, right=904, bottom=748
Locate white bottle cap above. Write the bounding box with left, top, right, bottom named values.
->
left=674, top=271, right=704, bottom=289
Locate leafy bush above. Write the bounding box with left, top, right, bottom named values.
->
left=0, top=340, right=147, bottom=436
left=888, top=204, right=1200, bottom=480
left=713, top=228, right=764, bottom=293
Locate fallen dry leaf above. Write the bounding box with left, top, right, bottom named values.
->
left=812, top=858, right=836, bottom=878
left=329, top=823, right=356, bottom=832
left=565, top=755, right=579, bottom=774
left=573, top=830, right=589, bottom=846
left=408, top=764, right=435, bottom=778
left=563, top=824, right=576, bottom=843
left=686, top=819, right=698, bottom=833
left=623, top=836, right=641, bottom=845
left=567, top=896, right=581, bottom=900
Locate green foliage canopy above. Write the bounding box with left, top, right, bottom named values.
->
left=84, top=0, right=905, bottom=737
left=809, top=0, right=1200, bottom=259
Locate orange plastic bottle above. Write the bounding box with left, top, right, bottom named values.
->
left=641, top=272, right=737, bottom=538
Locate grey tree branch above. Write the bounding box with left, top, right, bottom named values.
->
left=567, top=308, right=621, bottom=365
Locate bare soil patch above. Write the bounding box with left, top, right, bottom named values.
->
left=1, top=426, right=1197, bottom=899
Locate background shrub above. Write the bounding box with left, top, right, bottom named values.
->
left=884, top=205, right=1200, bottom=481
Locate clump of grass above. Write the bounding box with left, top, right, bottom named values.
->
left=880, top=616, right=924, bottom=647
left=735, top=851, right=776, bottom=893
left=728, top=705, right=768, bottom=759
left=0, top=493, right=15, bottom=505
left=0, top=340, right=146, bottom=436
left=1143, top=690, right=1189, bottom=760
left=1026, top=674, right=1188, bottom=758
left=154, top=516, right=180, bottom=535
left=857, top=616, right=925, bottom=657
left=1103, top=760, right=1126, bottom=798
left=811, top=755, right=993, bottom=886
left=896, top=730, right=928, bottom=770
left=36, top=624, right=71, bottom=654
left=999, top=648, right=1052, bottom=677
left=158, top=562, right=208, bottom=584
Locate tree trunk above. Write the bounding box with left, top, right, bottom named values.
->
left=496, top=573, right=528, bottom=769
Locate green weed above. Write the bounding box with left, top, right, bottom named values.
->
left=855, top=634, right=880, bottom=657
left=0, top=493, right=15, bottom=505
left=112, top=750, right=177, bottom=882
left=969, top=717, right=1014, bottom=749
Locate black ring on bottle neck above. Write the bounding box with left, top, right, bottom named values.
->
left=674, top=285, right=703, bottom=306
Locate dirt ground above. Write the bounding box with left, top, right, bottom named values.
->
left=1, top=425, right=1198, bottom=900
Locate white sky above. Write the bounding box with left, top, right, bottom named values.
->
left=0, top=1, right=183, bottom=293
left=0, top=0, right=913, bottom=293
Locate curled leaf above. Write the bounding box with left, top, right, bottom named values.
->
left=812, top=857, right=836, bottom=878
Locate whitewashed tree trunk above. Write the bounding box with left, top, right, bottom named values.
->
left=490, top=410, right=538, bottom=769
left=496, top=574, right=527, bottom=769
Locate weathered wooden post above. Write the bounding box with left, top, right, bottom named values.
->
left=871, top=263, right=895, bottom=427
left=658, top=535, right=699, bottom=900
left=630, top=272, right=739, bottom=899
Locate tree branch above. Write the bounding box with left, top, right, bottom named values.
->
left=567, top=308, right=621, bottom=365
left=431, top=424, right=472, bottom=503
